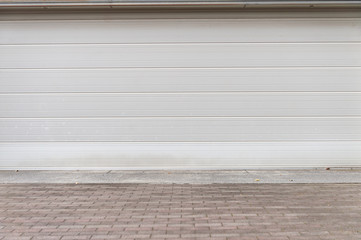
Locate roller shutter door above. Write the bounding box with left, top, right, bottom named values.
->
left=0, top=12, right=360, bottom=169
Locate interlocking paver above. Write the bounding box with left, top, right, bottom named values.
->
left=0, top=184, right=360, bottom=239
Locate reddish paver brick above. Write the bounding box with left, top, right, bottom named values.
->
left=0, top=184, right=360, bottom=239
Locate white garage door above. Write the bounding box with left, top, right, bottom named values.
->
left=0, top=11, right=361, bottom=169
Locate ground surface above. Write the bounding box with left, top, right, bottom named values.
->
left=0, top=183, right=360, bottom=240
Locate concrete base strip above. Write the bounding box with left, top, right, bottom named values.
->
left=0, top=169, right=360, bottom=183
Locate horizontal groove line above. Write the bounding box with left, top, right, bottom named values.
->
left=2, top=42, right=361, bottom=46
left=1, top=116, right=361, bottom=119
left=0, top=91, right=361, bottom=95
left=2, top=66, right=361, bottom=70
left=1, top=140, right=361, bottom=143
left=2, top=92, right=361, bottom=94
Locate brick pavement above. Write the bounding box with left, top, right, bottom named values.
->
left=0, top=184, right=360, bottom=240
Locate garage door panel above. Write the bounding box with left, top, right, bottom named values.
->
left=1, top=13, right=361, bottom=169
left=2, top=19, right=361, bottom=44
left=1, top=44, right=360, bottom=69
left=1, top=68, right=361, bottom=93
left=1, top=118, right=360, bottom=142
left=1, top=93, right=360, bottom=117
left=0, top=142, right=360, bottom=169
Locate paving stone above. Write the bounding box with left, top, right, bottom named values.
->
left=0, top=184, right=360, bottom=239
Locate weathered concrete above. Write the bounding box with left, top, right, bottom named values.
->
left=0, top=169, right=360, bottom=183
